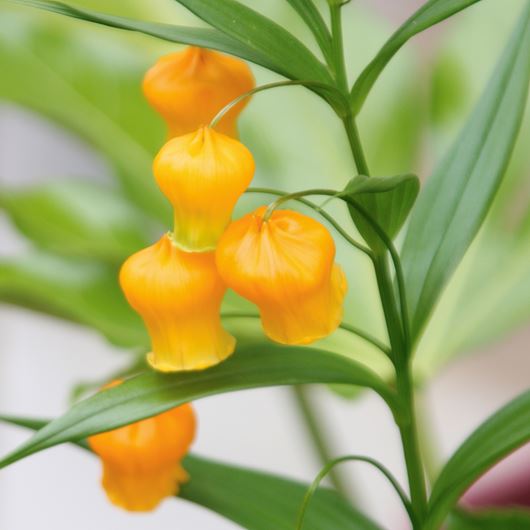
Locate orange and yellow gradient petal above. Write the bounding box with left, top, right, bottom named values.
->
left=153, top=127, right=255, bottom=252
left=216, top=207, right=347, bottom=345
left=143, top=46, right=254, bottom=138
left=89, top=384, right=196, bottom=512
left=120, top=233, right=235, bottom=372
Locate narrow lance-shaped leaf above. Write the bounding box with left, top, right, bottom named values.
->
left=284, top=0, right=332, bottom=62
left=172, top=0, right=333, bottom=84
left=402, top=4, right=530, bottom=341
left=0, top=343, right=397, bottom=470
left=339, top=174, right=419, bottom=250
left=0, top=416, right=383, bottom=530
left=11, top=0, right=332, bottom=87
left=350, top=0, right=484, bottom=114
left=8, top=0, right=279, bottom=72
left=425, top=387, right=530, bottom=529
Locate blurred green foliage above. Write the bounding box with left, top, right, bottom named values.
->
left=0, top=0, right=528, bottom=389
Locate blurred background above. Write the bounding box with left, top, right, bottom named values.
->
left=1, top=0, right=529, bottom=528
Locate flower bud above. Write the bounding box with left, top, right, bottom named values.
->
left=216, top=207, right=347, bottom=345
left=120, top=233, right=235, bottom=372
left=143, top=46, right=255, bottom=138
left=88, top=383, right=196, bottom=512
left=153, top=127, right=255, bottom=252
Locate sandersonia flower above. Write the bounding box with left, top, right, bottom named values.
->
left=143, top=46, right=255, bottom=138
left=216, top=207, right=347, bottom=345
left=119, top=233, right=236, bottom=372
left=153, top=126, right=255, bottom=252
left=88, top=384, right=196, bottom=512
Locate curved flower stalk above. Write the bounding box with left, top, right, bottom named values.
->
left=216, top=206, right=347, bottom=345
left=154, top=126, right=255, bottom=252
left=120, top=233, right=235, bottom=372
left=143, top=46, right=255, bottom=138
left=88, top=382, right=196, bottom=512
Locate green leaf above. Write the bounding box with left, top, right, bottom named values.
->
left=447, top=509, right=530, bottom=530
left=12, top=0, right=332, bottom=86
left=172, top=0, right=332, bottom=84
left=0, top=343, right=396, bottom=470
left=0, top=6, right=168, bottom=221
left=182, top=456, right=383, bottom=530
left=8, top=0, right=279, bottom=72
left=412, top=0, right=530, bottom=381
left=0, top=415, right=382, bottom=530
left=0, top=252, right=147, bottom=348
left=340, top=174, right=419, bottom=250
left=284, top=0, right=332, bottom=62
left=0, top=180, right=151, bottom=263
left=350, top=0, right=483, bottom=114
left=401, top=5, right=530, bottom=341
left=426, top=388, right=530, bottom=529
left=0, top=415, right=51, bottom=432
left=414, top=231, right=530, bottom=381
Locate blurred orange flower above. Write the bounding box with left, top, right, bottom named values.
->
left=143, top=46, right=254, bottom=138
left=216, top=207, right=347, bottom=345
left=120, top=233, right=235, bottom=372
left=89, top=383, right=196, bottom=512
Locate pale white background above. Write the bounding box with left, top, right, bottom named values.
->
left=1, top=1, right=530, bottom=529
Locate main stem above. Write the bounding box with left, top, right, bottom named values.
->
left=372, top=234, right=428, bottom=527
left=329, top=2, right=370, bottom=177
left=330, top=12, right=427, bottom=520
left=343, top=115, right=370, bottom=176
left=395, top=364, right=428, bottom=526
left=330, top=3, right=427, bottom=525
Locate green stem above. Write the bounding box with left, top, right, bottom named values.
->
left=221, top=312, right=389, bottom=356
left=291, top=386, right=350, bottom=499
left=245, top=187, right=372, bottom=257
left=296, top=453, right=415, bottom=530
left=395, top=366, right=428, bottom=526
left=343, top=114, right=370, bottom=176
left=339, top=64, right=427, bottom=520
left=373, top=255, right=404, bottom=366
left=339, top=321, right=391, bottom=356
left=329, top=3, right=371, bottom=177
left=373, top=255, right=428, bottom=526
left=262, top=188, right=335, bottom=221
left=209, top=80, right=348, bottom=128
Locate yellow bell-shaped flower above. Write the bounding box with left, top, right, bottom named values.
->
left=216, top=207, right=347, bottom=345
left=153, top=126, right=255, bottom=252
left=89, top=384, right=196, bottom=512
left=120, top=233, right=235, bottom=372
left=143, top=46, right=254, bottom=138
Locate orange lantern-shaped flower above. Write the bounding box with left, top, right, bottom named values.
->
left=153, top=127, right=255, bottom=252
left=120, top=233, right=235, bottom=372
left=143, top=46, right=255, bottom=138
left=216, top=207, right=347, bottom=345
left=89, top=384, right=196, bottom=512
